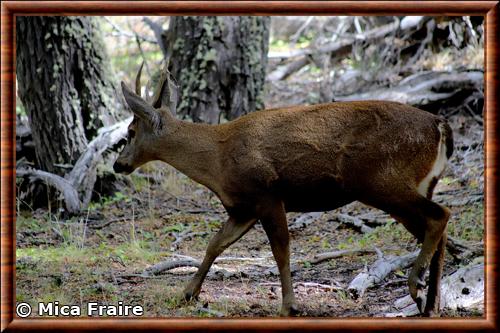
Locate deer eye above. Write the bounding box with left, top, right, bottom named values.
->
left=128, top=130, right=136, bottom=139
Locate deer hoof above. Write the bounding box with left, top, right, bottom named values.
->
left=409, top=277, right=427, bottom=314
left=182, top=290, right=199, bottom=303
left=280, top=304, right=300, bottom=317
left=413, top=288, right=427, bottom=314
left=423, top=309, right=441, bottom=317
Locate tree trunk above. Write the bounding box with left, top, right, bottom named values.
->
left=16, top=16, right=121, bottom=175
left=166, top=16, right=270, bottom=124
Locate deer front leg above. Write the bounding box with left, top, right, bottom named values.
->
left=260, top=201, right=298, bottom=317
left=183, top=215, right=256, bottom=301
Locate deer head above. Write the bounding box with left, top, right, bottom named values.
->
left=113, top=63, right=178, bottom=174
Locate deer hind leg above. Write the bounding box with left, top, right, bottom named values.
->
left=389, top=195, right=449, bottom=315
left=423, top=182, right=447, bottom=317
left=424, top=229, right=447, bottom=316
left=404, top=198, right=449, bottom=315
left=259, top=199, right=298, bottom=317
left=182, top=215, right=256, bottom=301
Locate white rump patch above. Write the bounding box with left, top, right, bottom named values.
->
left=417, top=124, right=449, bottom=197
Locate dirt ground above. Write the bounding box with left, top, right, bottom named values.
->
left=16, top=104, right=484, bottom=318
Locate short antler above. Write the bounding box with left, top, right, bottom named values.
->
left=135, top=61, right=144, bottom=97
left=133, top=62, right=178, bottom=116
left=150, top=64, right=178, bottom=116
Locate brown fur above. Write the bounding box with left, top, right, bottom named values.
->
left=115, top=82, right=454, bottom=317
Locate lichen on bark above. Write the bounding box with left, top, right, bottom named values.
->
left=167, top=16, right=270, bottom=124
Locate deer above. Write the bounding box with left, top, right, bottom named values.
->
left=113, top=64, right=453, bottom=317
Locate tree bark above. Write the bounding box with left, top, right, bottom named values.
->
left=16, top=16, right=121, bottom=175
left=166, top=16, right=270, bottom=124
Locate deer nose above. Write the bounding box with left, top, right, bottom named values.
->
left=113, top=162, right=132, bottom=174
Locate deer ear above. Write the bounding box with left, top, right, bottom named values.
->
left=121, top=81, right=163, bottom=132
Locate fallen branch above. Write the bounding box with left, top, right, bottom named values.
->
left=334, top=213, right=374, bottom=233
left=170, top=229, right=209, bottom=251
left=142, top=255, right=272, bottom=277
left=335, top=70, right=484, bottom=112
left=16, top=168, right=81, bottom=213
left=267, top=57, right=310, bottom=82
left=310, top=249, right=376, bottom=265
left=348, top=250, right=419, bottom=299
left=295, top=281, right=343, bottom=292
left=356, top=211, right=391, bottom=227
left=260, top=281, right=343, bottom=292
left=266, top=17, right=427, bottom=83
left=144, top=258, right=201, bottom=276
left=446, top=236, right=484, bottom=262
left=268, top=19, right=402, bottom=60
left=289, top=212, right=322, bottom=231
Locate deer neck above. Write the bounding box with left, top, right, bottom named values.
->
left=155, top=119, right=221, bottom=192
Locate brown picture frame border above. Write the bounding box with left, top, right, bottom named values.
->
left=1, top=1, right=498, bottom=332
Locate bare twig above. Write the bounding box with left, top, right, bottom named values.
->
left=127, top=21, right=151, bottom=77
left=290, top=16, right=315, bottom=44
left=103, top=17, right=157, bottom=44
left=310, top=249, right=376, bottom=264
left=143, top=17, right=169, bottom=59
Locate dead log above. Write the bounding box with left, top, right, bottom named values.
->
left=16, top=168, right=81, bottom=213
left=16, top=117, right=131, bottom=214
left=67, top=116, right=131, bottom=207
left=391, top=260, right=484, bottom=317
left=348, top=250, right=419, bottom=299
left=335, top=70, right=484, bottom=114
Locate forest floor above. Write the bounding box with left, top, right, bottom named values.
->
left=16, top=72, right=484, bottom=318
